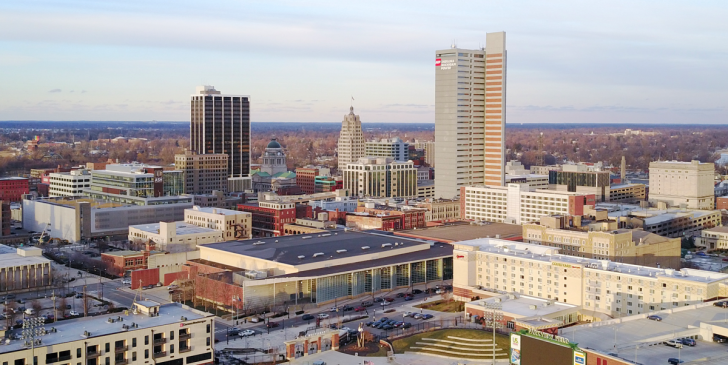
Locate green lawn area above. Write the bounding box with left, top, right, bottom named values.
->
left=413, top=299, right=464, bottom=312
left=370, top=328, right=510, bottom=358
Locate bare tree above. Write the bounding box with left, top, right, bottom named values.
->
left=59, top=297, right=68, bottom=317
left=31, top=299, right=42, bottom=315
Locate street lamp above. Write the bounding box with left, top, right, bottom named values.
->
left=21, top=316, right=45, bottom=365
left=483, top=302, right=503, bottom=365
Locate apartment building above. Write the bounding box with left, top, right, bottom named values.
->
left=190, top=85, right=251, bottom=179
left=434, top=32, right=507, bottom=199
left=453, top=238, right=728, bottom=322
left=337, top=106, right=365, bottom=167
left=649, top=160, right=715, bottom=209
left=48, top=169, right=91, bottom=197
left=174, top=150, right=228, bottom=194
left=413, top=198, right=460, bottom=222
left=365, top=137, right=409, bottom=161
left=342, top=157, right=417, bottom=198
left=0, top=301, right=214, bottom=365
left=522, top=220, right=681, bottom=269
left=460, top=183, right=596, bottom=225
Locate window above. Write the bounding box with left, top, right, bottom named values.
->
left=77, top=349, right=81, bottom=358
left=145, top=336, right=149, bottom=345
left=105, top=358, right=109, bottom=365
left=206, top=324, right=211, bottom=333
left=207, top=337, right=211, bottom=346
left=105, top=344, right=110, bottom=353
left=132, top=353, right=136, bottom=362
left=145, top=350, right=149, bottom=359
left=170, top=344, right=174, bottom=354
left=132, top=338, right=136, bottom=347
left=170, top=331, right=175, bottom=340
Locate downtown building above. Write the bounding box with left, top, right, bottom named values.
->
left=365, top=137, right=409, bottom=161
left=174, top=150, right=228, bottom=194
left=190, top=85, right=251, bottom=192
left=649, top=160, right=715, bottom=209
left=337, top=107, right=365, bottom=167
left=435, top=32, right=507, bottom=199
left=342, top=157, right=417, bottom=199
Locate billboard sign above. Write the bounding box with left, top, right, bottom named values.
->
left=573, top=351, right=586, bottom=365
left=510, top=333, right=521, bottom=365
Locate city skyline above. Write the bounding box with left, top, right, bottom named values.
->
left=0, top=1, right=727, bottom=124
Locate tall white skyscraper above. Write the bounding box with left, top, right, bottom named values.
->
left=337, top=106, right=365, bottom=167
left=434, top=32, right=506, bottom=199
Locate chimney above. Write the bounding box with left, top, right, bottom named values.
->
left=620, top=156, right=626, bottom=182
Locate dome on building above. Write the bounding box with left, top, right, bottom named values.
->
left=267, top=138, right=282, bottom=149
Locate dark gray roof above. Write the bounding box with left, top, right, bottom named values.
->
left=275, top=243, right=453, bottom=278
left=201, top=230, right=433, bottom=265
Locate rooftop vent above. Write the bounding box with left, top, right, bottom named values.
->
left=313, top=252, right=324, bottom=258
left=494, top=297, right=502, bottom=303
left=336, top=249, right=347, bottom=254
left=382, top=243, right=392, bottom=248
left=180, top=316, right=187, bottom=321
left=321, top=234, right=331, bottom=237
left=252, top=241, right=265, bottom=246
left=298, top=255, right=305, bottom=259
left=361, top=246, right=370, bottom=250
left=302, top=236, right=313, bottom=240
left=529, top=305, right=537, bottom=310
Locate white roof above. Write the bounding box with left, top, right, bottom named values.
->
left=130, top=221, right=219, bottom=235
left=189, top=206, right=245, bottom=216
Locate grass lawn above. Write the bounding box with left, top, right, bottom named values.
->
left=373, top=328, right=510, bottom=358
left=413, top=299, right=464, bottom=312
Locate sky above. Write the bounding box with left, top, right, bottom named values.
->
left=0, top=0, right=726, bottom=124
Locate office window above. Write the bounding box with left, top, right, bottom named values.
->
left=170, top=331, right=174, bottom=340
left=132, top=338, right=136, bottom=347
left=145, top=336, right=149, bottom=345
left=105, top=358, right=109, bottom=365
left=206, top=324, right=211, bottom=333
left=170, top=344, right=174, bottom=354
left=77, top=349, right=81, bottom=358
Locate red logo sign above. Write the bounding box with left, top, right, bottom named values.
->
left=456, top=255, right=464, bottom=259
left=435, top=58, right=441, bottom=66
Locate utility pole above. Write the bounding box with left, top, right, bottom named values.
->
left=83, top=285, right=87, bottom=317
left=484, top=302, right=503, bottom=365
left=52, top=290, right=57, bottom=323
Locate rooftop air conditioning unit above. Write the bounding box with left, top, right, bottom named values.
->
left=361, top=246, right=370, bottom=250
left=298, top=255, right=305, bottom=259
left=313, top=253, right=324, bottom=258
left=382, top=243, right=392, bottom=248
left=336, top=249, right=347, bottom=254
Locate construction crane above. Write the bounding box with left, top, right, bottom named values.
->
left=37, top=223, right=51, bottom=245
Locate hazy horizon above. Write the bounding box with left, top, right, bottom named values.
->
left=1, top=1, right=726, bottom=124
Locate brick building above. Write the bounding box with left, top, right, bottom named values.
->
left=295, top=167, right=319, bottom=194
left=1, top=201, right=10, bottom=236
left=237, top=201, right=298, bottom=237
left=0, top=177, right=29, bottom=202
left=717, top=196, right=728, bottom=210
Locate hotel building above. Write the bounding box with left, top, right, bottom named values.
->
left=342, top=157, right=417, bottom=199
left=435, top=31, right=506, bottom=199
left=453, top=238, right=728, bottom=322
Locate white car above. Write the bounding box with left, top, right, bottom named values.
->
left=665, top=339, right=683, bottom=348
left=404, top=312, right=414, bottom=317
left=380, top=301, right=391, bottom=306
left=239, top=330, right=255, bottom=337
left=122, top=278, right=131, bottom=285
left=317, top=313, right=329, bottom=319
left=329, top=306, right=338, bottom=312
left=69, top=310, right=79, bottom=316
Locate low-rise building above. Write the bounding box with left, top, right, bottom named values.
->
left=465, top=293, right=580, bottom=335
left=48, top=169, right=91, bottom=197
left=602, top=204, right=722, bottom=238
left=354, top=203, right=426, bottom=230
left=416, top=179, right=435, bottom=198
left=0, top=301, right=214, bottom=365
left=461, top=183, right=596, bottom=225
left=608, top=183, right=646, bottom=203
left=412, top=198, right=460, bottom=223
left=0, top=245, right=52, bottom=293
left=237, top=201, right=297, bottom=237
left=717, top=196, right=728, bottom=210
left=0, top=177, right=29, bottom=202
left=523, top=217, right=681, bottom=269
left=191, top=190, right=243, bottom=209
left=309, top=196, right=358, bottom=213
left=283, top=218, right=336, bottom=235
left=696, top=226, right=728, bottom=250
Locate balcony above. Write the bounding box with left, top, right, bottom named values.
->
left=86, top=352, right=101, bottom=359
left=115, top=359, right=128, bottom=365
left=114, top=346, right=128, bottom=353
left=59, top=355, right=73, bottom=362
left=152, top=352, right=166, bottom=359
left=179, top=332, right=191, bottom=340
left=179, top=347, right=192, bottom=353
left=153, top=337, right=166, bottom=345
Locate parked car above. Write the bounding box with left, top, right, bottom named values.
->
left=302, top=314, right=314, bottom=321
left=421, top=314, right=434, bottom=320
left=122, top=278, right=131, bottom=285
left=413, top=313, right=422, bottom=319
left=664, top=339, right=683, bottom=348
left=342, top=305, right=354, bottom=312
left=329, top=306, right=339, bottom=312
left=317, top=313, right=329, bottom=319
left=365, top=321, right=374, bottom=327
left=648, top=315, right=663, bottom=321
left=714, top=334, right=727, bottom=343
left=403, top=322, right=412, bottom=329
left=713, top=301, right=728, bottom=308
left=667, top=358, right=683, bottom=365
left=679, top=338, right=696, bottom=346
left=266, top=322, right=280, bottom=328
left=404, top=312, right=414, bottom=317
left=380, top=301, right=391, bottom=306
left=384, top=297, right=395, bottom=302
left=249, top=317, right=262, bottom=323
left=373, top=297, right=384, bottom=303
left=312, top=360, right=326, bottom=365
left=354, top=306, right=366, bottom=312
left=239, top=329, right=255, bottom=337
left=361, top=301, right=373, bottom=307
left=396, top=293, right=405, bottom=298
left=412, top=289, right=423, bottom=294
left=167, top=285, right=178, bottom=290
left=404, top=296, right=413, bottom=301
left=25, top=308, right=35, bottom=315
left=75, top=293, right=83, bottom=299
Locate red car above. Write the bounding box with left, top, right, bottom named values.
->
left=354, top=306, right=366, bottom=312
left=266, top=322, right=280, bottom=328
left=384, top=297, right=395, bottom=302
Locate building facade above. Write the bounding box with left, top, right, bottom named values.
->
left=190, top=85, right=251, bottom=179
left=365, top=137, right=409, bottom=161
left=0, top=301, right=214, bottom=365
left=295, top=167, right=319, bottom=194
left=548, top=168, right=611, bottom=202
left=414, top=198, right=461, bottom=222
left=413, top=140, right=435, bottom=167
left=337, top=106, right=365, bottom=167
left=461, top=183, right=596, bottom=225
left=342, top=157, right=417, bottom=198
left=260, top=138, right=288, bottom=175
left=48, top=169, right=91, bottom=197
left=237, top=201, right=297, bottom=237
left=522, top=223, right=681, bottom=268
left=453, top=238, right=728, bottom=322
left=0, top=246, right=52, bottom=293
left=649, top=160, right=715, bottom=209
left=0, top=177, right=30, bottom=202
left=416, top=180, right=435, bottom=198
left=696, top=226, right=728, bottom=250
left=174, top=150, right=228, bottom=194
left=435, top=32, right=507, bottom=199
left=608, top=183, right=646, bottom=203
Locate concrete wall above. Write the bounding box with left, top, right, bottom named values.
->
left=22, top=198, right=80, bottom=242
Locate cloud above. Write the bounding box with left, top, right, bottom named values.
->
left=48, top=89, right=61, bottom=93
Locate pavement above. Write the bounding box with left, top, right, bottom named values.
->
left=285, top=349, right=509, bottom=365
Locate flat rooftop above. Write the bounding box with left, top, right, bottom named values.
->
left=130, top=221, right=218, bottom=235
left=470, top=294, right=578, bottom=318
left=562, top=301, right=728, bottom=365
left=704, top=226, right=728, bottom=234
left=456, top=238, right=728, bottom=283
left=188, top=206, right=243, bottom=216
left=395, top=222, right=523, bottom=243
left=0, top=252, right=50, bottom=268
left=0, top=303, right=210, bottom=354
left=200, top=230, right=435, bottom=266
left=609, top=183, right=642, bottom=189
